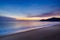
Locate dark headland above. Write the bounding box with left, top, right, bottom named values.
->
left=40, top=17, right=60, bottom=21
left=0, top=24, right=60, bottom=40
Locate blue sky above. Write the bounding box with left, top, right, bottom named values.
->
left=0, top=0, right=59, bottom=18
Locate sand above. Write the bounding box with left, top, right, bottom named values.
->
left=0, top=24, right=60, bottom=40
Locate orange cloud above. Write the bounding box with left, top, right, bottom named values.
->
left=29, top=9, right=60, bottom=18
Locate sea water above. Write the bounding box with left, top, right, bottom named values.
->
left=0, top=21, right=60, bottom=36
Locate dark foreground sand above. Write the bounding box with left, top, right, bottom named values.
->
left=0, top=24, right=60, bottom=40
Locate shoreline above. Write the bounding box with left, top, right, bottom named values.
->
left=0, top=22, right=59, bottom=36
left=0, top=24, right=60, bottom=40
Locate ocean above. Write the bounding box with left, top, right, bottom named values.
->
left=0, top=21, right=60, bottom=36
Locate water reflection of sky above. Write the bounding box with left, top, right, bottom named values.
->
left=0, top=21, right=60, bottom=36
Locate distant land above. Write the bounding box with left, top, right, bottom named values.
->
left=0, top=16, right=38, bottom=21
left=0, top=16, right=60, bottom=22
left=40, top=17, right=60, bottom=21
left=0, top=16, right=17, bottom=21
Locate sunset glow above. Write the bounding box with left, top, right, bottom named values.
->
left=16, top=17, right=40, bottom=20
left=16, top=16, right=60, bottom=20
left=16, top=17, right=51, bottom=20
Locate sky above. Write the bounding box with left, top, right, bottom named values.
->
left=0, top=0, right=60, bottom=20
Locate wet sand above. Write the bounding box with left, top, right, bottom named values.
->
left=0, top=24, right=60, bottom=40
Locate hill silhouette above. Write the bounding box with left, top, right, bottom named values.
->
left=40, top=17, right=60, bottom=21
left=0, top=16, right=16, bottom=21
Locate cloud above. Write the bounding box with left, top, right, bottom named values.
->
left=30, top=9, right=60, bottom=18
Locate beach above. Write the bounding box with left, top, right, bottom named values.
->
left=0, top=24, right=60, bottom=40
left=0, top=0, right=60, bottom=40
